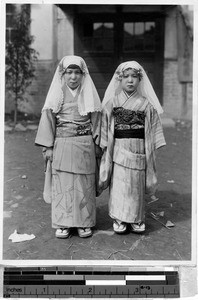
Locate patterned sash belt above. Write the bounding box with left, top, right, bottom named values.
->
left=114, top=128, right=144, bottom=139
left=56, top=124, right=92, bottom=138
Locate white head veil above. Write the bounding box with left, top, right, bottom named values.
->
left=42, top=55, right=101, bottom=115
left=102, top=61, right=163, bottom=114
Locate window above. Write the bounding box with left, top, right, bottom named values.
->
left=82, top=22, right=114, bottom=53
left=6, top=4, right=17, bottom=43
left=123, top=21, right=156, bottom=52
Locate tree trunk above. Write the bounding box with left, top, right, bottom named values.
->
left=14, top=92, right=18, bottom=126
left=14, top=48, right=19, bottom=126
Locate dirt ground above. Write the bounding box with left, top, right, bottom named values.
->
left=3, top=119, right=193, bottom=261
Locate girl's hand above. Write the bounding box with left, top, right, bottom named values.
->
left=46, top=148, right=53, bottom=162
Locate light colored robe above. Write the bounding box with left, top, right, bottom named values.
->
left=99, top=90, right=166, bottom=223
left=35, top=86, right=101, bottom=228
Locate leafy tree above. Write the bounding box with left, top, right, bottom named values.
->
left=6, top=4, right=38, bottom=125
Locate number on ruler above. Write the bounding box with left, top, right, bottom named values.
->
left=140, top=286, right=151, bottom=290
left=140, top=285, right=151, bottom=294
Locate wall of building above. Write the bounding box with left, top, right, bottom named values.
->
left=56, top=6, right=74, bottom=60
left=31, top=4, right=53, bottom=60
left=163, top=6, right=192, bottom=120
left=163, top=60, right=183, bottom=118
left=21, top=4, right=75, bottom=116
left=29, top=5, right=55, bottom=116
left=5, top=4, right=56, bottom=116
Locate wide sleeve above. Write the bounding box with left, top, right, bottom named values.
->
left=144, top=103, right=166, bottom=195
left=35, top=109, right=56, bottom=148
left=98, top=100, right=114, bottom=190
left=90, top=111, right=102, bottom=146
left=150, top=107, right=166, bottom=150
left=100, top=102, right=112, bottom=149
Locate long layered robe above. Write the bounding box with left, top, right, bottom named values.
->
left=35, top=86, right=101, bottom=228
left=99, top=90, right=166, bottom=223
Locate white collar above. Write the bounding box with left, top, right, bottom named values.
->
left=123, top=89, right=136, bottom=99
left=67, top=85, right=80, bottom=97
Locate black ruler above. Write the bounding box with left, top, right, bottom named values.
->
left=3, top=266, right=180, bottom=298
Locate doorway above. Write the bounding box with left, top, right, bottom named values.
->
left=74, top=11, right=164, bottom=102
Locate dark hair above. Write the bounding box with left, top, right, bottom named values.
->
left=66, top=64, right=83, bottom=73
left=123, top=67, right=143, bottom=81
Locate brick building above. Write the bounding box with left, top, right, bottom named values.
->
left=5, top=4, right=193, bottom=120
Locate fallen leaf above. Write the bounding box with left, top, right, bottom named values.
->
left=150, top=195, right=159, bottom=201
left=156, top=211, right=164, bottom=217
left=165, top=220, right=175, bottom=228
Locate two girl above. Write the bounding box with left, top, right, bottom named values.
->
left=35, top=56, right=165, bottom=238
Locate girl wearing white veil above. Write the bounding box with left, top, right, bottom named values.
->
left=99, top=61, right=166, bottom=234
left=35, top=55, right=102, bottom=238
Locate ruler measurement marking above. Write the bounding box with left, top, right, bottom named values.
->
left=3, top=268, right=180, bottom=298
left=3, top=285, right=180, bottom=297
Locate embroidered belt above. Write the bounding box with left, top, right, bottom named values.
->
left=56, top=124, right=92, bottom=138
left=116, top=124, right=144, bottom=130
left=114, top=128, right=144, bottom=139
left=76, top=124, right=92, bottom=136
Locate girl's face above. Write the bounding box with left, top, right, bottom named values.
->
left=120, top=68, right=140, bottom=94
left=63, top=67, right=83, bottom=90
